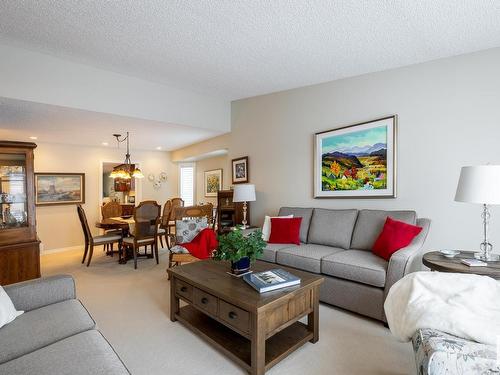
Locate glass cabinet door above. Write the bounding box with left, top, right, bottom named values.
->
left=0, top=153, right=28, bottom=229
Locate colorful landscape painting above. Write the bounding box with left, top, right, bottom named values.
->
left=314, top=116, right=396, bottom=198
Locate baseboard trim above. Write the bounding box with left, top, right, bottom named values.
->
left=41, top=245, right=83, bottom=255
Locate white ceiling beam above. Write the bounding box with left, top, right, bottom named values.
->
left=0, top=43, right=230, bottom=133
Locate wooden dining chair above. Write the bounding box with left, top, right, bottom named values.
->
left=167, top=197, right=184, bottom=234
left=121, top=200, right=161, bottom=269
left=167, top=203, right=214, bottom=275
left=100, top=201, right=124, bottom=254
left=77, top=204, right=122, bottom=267
left=158, top=200, right=172, bottom=249
left=101, top=201, right=122, bottom=219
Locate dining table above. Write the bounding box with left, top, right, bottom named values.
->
left=95, top=216, right=137, bottom=263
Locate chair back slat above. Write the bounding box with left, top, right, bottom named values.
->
left=173, top=203, right=214, bottom=229
left=102, top=201, right=122, bottom=219
left=168, top=198, right=184, bottom=221
left=77, top=204, right=92, bottom=242
left=161, top=200, right=172, bottom=227
left=133, top=201, right=161, bottom=240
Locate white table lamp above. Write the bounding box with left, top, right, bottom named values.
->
left=455, top=165, right=500, bottom=261
left=233, top=184, right=256, bottom=229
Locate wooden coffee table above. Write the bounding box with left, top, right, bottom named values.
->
left=167, top=260, right=324, bottom=375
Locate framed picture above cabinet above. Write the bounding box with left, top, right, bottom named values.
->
left=232, top=156, right=249, bottom=184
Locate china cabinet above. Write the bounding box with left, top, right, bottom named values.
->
left=0, top=141, right=40, bottom=285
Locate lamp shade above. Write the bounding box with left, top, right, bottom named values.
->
left=233, top=184, right=256, bottom=202
left=455, top=165, right=500, bottom=205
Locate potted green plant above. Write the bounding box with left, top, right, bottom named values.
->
left=212, top=228, right=266, bottom=274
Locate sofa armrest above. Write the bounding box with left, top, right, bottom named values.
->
left=3, top=275, right=76, bottom=312
left=384, top=218, right=431, bottom=298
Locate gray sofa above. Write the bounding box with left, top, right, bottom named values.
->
left=0, top=275, right=129, bottom=375
left=260, top=207, right=431, bottom=322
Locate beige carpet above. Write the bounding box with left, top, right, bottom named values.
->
left=41, top=247, right=415, bottom=375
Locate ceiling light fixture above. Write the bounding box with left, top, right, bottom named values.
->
left=109, top=132, right=144, bottom=179
left=29, top=136, right=38, bottom=140
left=156, top=146, right=162, bottom=150
left=102, top=142, right=109, bottom=146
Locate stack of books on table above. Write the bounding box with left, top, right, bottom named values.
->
left=243, top=269, right=300, bottom=293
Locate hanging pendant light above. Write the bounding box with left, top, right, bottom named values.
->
left=110, top=132, right=144, bottom=179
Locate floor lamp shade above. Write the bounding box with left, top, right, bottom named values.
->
left=455, top=165, right=500, bottom=205
left=233, top=184, right=256, bottom=203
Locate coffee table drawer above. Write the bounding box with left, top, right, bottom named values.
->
left=193, top=288, right=218, bottom=316
left=219, top=300, right=249, bottom=334
left=175, top=279, right=193, bottom=301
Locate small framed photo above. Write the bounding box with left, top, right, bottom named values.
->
left=204, top=169, right=223, bottom=197
left=35, top=173, right=85, bottom=206
left=232, top=156, right=249, bottom=184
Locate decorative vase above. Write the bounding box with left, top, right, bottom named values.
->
left=231, top=256, right=250, bottom=275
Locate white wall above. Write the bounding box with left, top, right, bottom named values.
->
left=195, top=155, right=230, bottom=206
left=0, top=43, right=230, bottom=132
left=183, top=48, right=500, bottom=253
left=34, top=142, right=178, bottom=251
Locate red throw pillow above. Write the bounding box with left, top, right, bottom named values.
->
left=372, top=217, right=422, bottom=260
left=268, top=217, right=302, bottom=245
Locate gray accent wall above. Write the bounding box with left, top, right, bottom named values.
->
left=228, top=48, right=500, bottom=253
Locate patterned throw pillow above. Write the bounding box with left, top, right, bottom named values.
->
left=170, top=245, right=190, bottom=254
left=175, top=217, right=208, bottom=244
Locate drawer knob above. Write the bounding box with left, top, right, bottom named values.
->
left=201, top=297, right=209, bottom=304
left=180, top=286, right=187, bottom=292
left=228, top=311, right=238, bottom=319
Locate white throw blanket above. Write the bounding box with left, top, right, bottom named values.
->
left=384, top=271, right=500, bottom=345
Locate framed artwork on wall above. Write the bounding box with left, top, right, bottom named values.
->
left=314, top=115, right=397, bottom=198
left=232, top=156, right=249, bottom=184
left=35, top=173, right=86, bottom=205
left=204, top=169, right=223, bottom=197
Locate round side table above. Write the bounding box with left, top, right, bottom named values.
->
left=423, top=251, right=500, bottom=279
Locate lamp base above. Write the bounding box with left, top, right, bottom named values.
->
left=474, top=252, right=500, bottom=262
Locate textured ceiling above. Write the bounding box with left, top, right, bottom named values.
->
left=1, top=1, right=499, bottom=100
left=0, top=97, right=222, bottom=151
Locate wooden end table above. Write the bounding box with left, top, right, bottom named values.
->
left=168, top=260, right=324, bottom=375
left=423, top=251, right=500, bottom=279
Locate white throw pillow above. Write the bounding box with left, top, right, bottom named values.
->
left=0, top=286, right=23, bottom=328
left=262, top=215, right=293, bottom=241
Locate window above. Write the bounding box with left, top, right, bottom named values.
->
left=179, top=163, right=195, bottom=206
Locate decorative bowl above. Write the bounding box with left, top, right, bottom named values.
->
left=440, top=249, right=460, bottom=258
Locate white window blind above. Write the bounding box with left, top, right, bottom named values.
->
left=179, top=164, right=194, bottom=206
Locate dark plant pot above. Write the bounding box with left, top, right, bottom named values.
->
left=231, top=256, right=250, bottom=275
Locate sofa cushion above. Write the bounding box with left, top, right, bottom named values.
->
left=350, top=210, right=417, bottom=250
left=0, top=299, right=95, bottom=364
left=0, top=330, right=129, bottom=375
left=276, top=244, right=345, bottom=273
left=321, top=249, right=388, bottom=287
left=372, top=217, right=423, bottom=260
left=308, top=208, right=358, bottom=249
left=278, top=207, right=313, bottom=243
left=259, top=243, right=298, bottom=263
left=268, top=217, right=301, bottom=245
